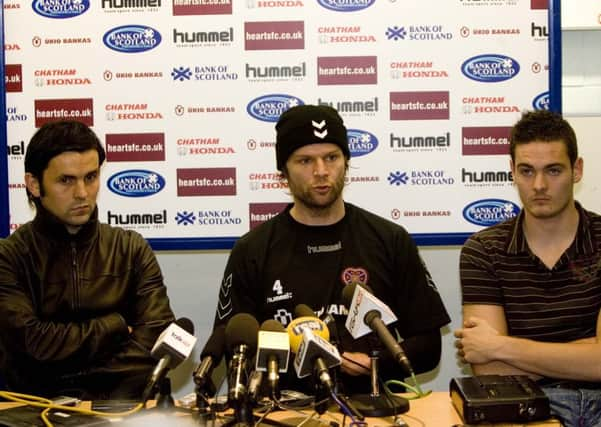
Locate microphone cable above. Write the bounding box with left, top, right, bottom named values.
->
left=0, top=391, right=144, bottom=427
left=384, top=371, right=432, bottom=399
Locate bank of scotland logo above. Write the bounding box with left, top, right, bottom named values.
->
left=172, top=67, right=192, bottom=81
left=388, top=171, right=409, bottom=186
left=32, top=0, right=90, bottom=18
left=386, top=26, right=406, bottom=40
left=175, top=211, right=196, bottom=225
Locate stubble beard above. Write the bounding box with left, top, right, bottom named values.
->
left=290, top=173, right=346, bottom=214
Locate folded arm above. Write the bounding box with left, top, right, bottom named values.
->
left=455, top=304, right=601, bottom=381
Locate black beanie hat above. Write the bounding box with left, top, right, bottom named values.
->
left=275, top=105, right=350, bottom=171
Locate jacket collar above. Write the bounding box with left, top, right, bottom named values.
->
left=31, top=204, right=99, bottom=245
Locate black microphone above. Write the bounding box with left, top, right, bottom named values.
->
left=225, top=313, right=260, bottom=405
left=256, top=319, right=290, bottom=398
left=193, top=324, right=226, bottom=396
left=342, top=284, right=414, bottom=376
left=142, top=317, right=197, bottom=403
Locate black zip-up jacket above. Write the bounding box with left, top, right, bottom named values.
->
left=0, top=206, right=175, bottom=399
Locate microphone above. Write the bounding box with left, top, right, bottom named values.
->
left=142, top=317, right=197, bottom=403
left=256, top=320, right=290, bottom=397
left=225, top=313, right=260, bottom=405
left=193, top=324, right=226, bottom=398
left=342, top=284, right=414, bottom=376
left=287, top=305, right=340, bottom=391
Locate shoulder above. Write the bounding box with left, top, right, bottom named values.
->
left=463, top=218, right=515, bottom=253
left=97, top=223, right=151, bottom=251
left=0, top=222, right=34, bottom=253
left=345, top=203, right=413, bottom=247
left=232, top=209, right=287, bottom=251
left=346, top=203, right=408, bottom=234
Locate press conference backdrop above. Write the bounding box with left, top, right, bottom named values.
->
left=2, top=0, right=553, bottom=248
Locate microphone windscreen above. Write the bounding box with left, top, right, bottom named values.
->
left=201, top=324, right=226, bottom=360
left=225, top=313, right=260, bottom=354
left=294, top=304, right=316, bottom=318
left=341, top=284, right=357, bottom=308
left=287, top=316, right=329, bottom=353
left=176, top=317, right=195, bottom=335
left=260, top=319, right=286, bottom=332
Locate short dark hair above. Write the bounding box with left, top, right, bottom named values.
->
left=25, top=120, right=105, bottom=204
left=510, top=110, right=578, bottom=165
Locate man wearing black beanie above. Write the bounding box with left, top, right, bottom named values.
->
left=212, top=104, right=450, bottom=396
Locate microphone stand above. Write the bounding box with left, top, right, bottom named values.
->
left=155, top=377, right=176, bottom=410
left=348, top=350, right=410, bottom=417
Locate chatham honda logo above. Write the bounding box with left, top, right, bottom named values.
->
left=105, top=103, right=163, bottom=121
left=247, top=94, right=303, bottom=122
left=245, top=21, right=304, bottom=50
left=32, top=0, right=90, bottom=18
left=463, top=199, right=520, bottom=227
left=461, top=96, right=520, bottom=114
left=318, top=26, right=377, bottom=44
left=173, top=0, right=232, bottom=15
left=103, top=25, right=161, bottom=53
left=317, top=0, right=375, bottom=12
left=390, top=60, right=448, bottom=79
left=461, top=54, right=520, bottom=83
left=532, top=92, right=549, bottom=111
left=247, top=0, right=304, bottom=8
left=107, top=170, right=166, bottom=197
left=347, top=129, right=378, bottom=157
left=34, top=68, right=91, bottom=87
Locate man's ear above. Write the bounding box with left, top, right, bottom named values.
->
left=25, top=173, right=41, bottom=198
left=573, top=157, right=583, bottom=184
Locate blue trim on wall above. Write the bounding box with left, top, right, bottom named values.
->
left=548, top=0, right=562, bottom=113
left=0, top=1, right=9, bottom=238
left=147, top=232, right=474, bottom=251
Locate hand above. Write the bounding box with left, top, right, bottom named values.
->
left=454, top=316, right=504, bottom=364
left=127, top=326, right=133, bottom=334
left=340, top=352, right=371, bottom=376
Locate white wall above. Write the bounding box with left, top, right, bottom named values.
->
left=158, top=116, right=601, bottom=398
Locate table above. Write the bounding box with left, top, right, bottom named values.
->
left=0, top=391, right=562, bottom=426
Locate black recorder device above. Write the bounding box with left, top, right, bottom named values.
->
left=450, top=375, right=551, bottom=424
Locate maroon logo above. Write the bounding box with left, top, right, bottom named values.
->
left=531, top=0, right=547, bottom=9
left=106, top=133, right=165, bottom=162
left=5, top=64, right=22, bottom=92
left=173, top=0, right=232, bottom=15
left=462, top=126, right=511, bottom=155
left=341, top=267, right=369, bottom=287
left=177, top=168, right=236, bottom=196
left=248, top=202, right=288, bottom=229
left=245, top=21, right=304, bottom=50
left=34, top=98, right=93, bottom=127
left=390, top=91, right=449, bottom=120
left=317, top=56, right=377, bottom=85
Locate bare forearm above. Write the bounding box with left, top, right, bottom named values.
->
left=492, top=336, right=601, bottom=381
left=471, top=360, right=541, bottom=380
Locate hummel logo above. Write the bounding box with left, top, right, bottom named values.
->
left=312, top=120, right=328, bottom=139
